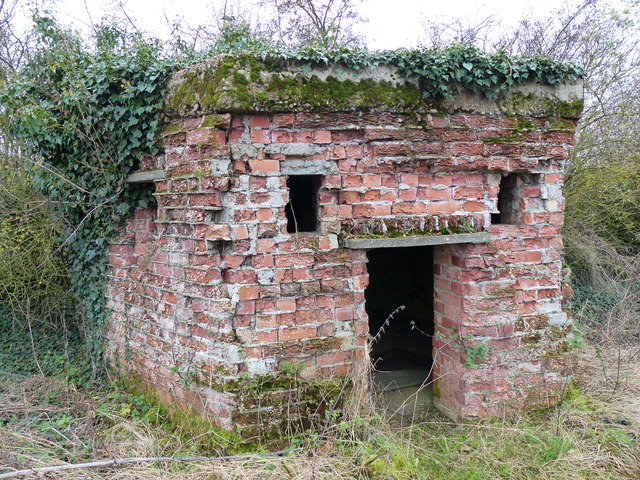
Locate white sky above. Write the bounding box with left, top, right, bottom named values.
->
left=22, top=0, right=577, bottom=49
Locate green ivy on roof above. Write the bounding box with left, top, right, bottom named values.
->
left=242, top=44, right=585, bottom=98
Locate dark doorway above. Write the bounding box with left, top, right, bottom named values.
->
left=365, top=246, right=434, bottom=371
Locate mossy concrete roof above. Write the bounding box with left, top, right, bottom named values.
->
left=164, top=55, right=584, bottom=118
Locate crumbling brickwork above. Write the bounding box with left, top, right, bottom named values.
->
left=106, top=57, right=582, bottom=435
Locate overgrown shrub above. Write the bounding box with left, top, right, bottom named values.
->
left=564, top=157, right=640, bottom=279
left=0, top=150, right=93, bottom=381
left=0, top=161, right=70, bottom=321
left=0, top=17, right=177, bottom=377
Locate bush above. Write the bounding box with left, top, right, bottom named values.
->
left=0, top=156, right=72, bottom=326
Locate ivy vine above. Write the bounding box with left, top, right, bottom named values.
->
left=0, top=17, right=584, bottom=377
left=266, top=44, right=585, bottom=98
left=0, top=18, right=178, bottom=376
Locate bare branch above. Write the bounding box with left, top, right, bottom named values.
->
left=0, top=449, right=298, bottom=479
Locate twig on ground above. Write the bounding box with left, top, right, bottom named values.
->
left=0, top=449, right=298, bottom=479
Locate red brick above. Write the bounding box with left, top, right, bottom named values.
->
left=228, top=129, right=244, bottom=143
left=272, top=113, right=294, bottom=127
left=249, top=115, right=270, bottom=129
left=330, top=146, right=347, bottom=160
left=279, top=327, right=317, bottom=341
left=256, top=330, right=278, bottom=343
left=391, top=202, right=427, bottom=215
left=293, top=268, right=312, bottom=281
left=444, top=129, right=478, bottom=142
left=250, top=129, right=270, bottom=144
left=365, top=128, right=405, bottom=141
left=186, top=128, right=226, bottom=146
left=185, top=268, right=222, bottom=284
left=224, top=269, right=258, bottom=284
left=345, top=145, right=365, bottom=158
left=256, top=208, right=273, bottom=222
left=108, top=105, right=577, bottom=432
left=418, top=188, right=451, bottom=201
left=276, top=299, right=296, bottom=312
left=238, top=286, right=259, bottom=300
left=271, top=131, right=293, bottom=143
left=346, top=178, right=370, bottom=193
left=362, top=175, right=382, bottom=187
left=237, top=301, right=256, bottom=314
left=335, top=307, right=354, bottom=321
left=248, top=159, right=279, bottom=174
left=428, top=201, right=460, bottom=215
left=462, top=201, right=486, bottom=212
left=454, top=186, right=484, bottom=199
left=451, top=143, right=484, bottom=156
left=316, top=350, right=352, bottom=366
left=205, top=224, right=231, bottom=240
left=514, top=251, right=542, bottom=263
left=313, top=130, right=332, bottom=144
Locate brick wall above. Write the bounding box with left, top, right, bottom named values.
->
left=106, top=61, right=581, bottom=435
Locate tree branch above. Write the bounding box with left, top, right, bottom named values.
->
left=0, top=449, right=299, bottom=479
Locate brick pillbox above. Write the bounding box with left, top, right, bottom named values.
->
left=106, top=56, right=583, bottom=439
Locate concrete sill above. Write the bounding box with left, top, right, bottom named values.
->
left=343, top=232, right=491, bottom=249
left=126, top=170, right=165, bottom=183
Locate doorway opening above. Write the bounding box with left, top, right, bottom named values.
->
left=366, top=246, right=434, bottom=371
left=365, top=246, right=435, bottom=415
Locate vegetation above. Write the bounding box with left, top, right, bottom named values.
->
left=1, top=346, right=639, bottom=479
left=0, top=16, right=177, bottom=377
left=256, top=0, right=368, bottom=48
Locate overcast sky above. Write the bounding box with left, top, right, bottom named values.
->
left=23, top=0, right=578, bottom=49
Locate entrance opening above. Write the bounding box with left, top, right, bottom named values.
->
left=366, top=246, right=435, bottom=416
left=285, top=175, right=322, bottom=233
left=365, top=246, right=434, bottom=371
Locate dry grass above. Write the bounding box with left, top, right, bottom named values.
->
left=1, top=343, right=639, bottom=479
left=398, top=345, right=640, bottom=479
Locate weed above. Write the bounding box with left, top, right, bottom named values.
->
left=435, top=327, right=489, bottom=368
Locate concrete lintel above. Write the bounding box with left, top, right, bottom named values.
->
left=264, top=143, right=325, bottom=157
left=343, top=232, right=491, bottom=249
left=281, top=159, right=339, bottom=175
left=126, top=170, right=165, bottom=183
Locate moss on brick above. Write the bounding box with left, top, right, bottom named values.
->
left=487, top=287, right=517, bottom=298
left=160, top=123, right=183, bottom=136
left=231, top=373, right=346, bottom=445
left=165, top=55, right=583, bottom=121
left=515, top=119, right=536, bottom=131
left=483, top=135, right=524, bottom=145
left=117, top=372, right=250, bottom=452
left=515, top=314, right=550, bottom=332
left=200, top=114, right=229, bottom=128
left=522, top=332, right=543, bottom=346
left=548, top=117, right=577, bottom=130
left=499, top=92, right=584, bottom=119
